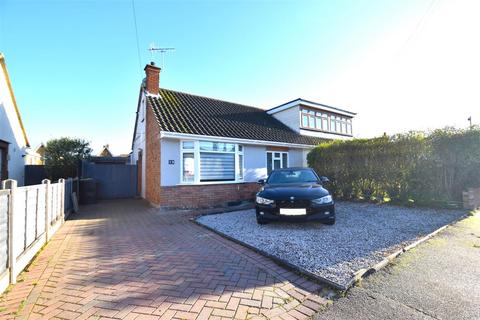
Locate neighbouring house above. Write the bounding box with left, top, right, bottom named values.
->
left=131, top=62, right=356, bottom=208
left=25, top=143, right=45, bottom=165
left=0, top=53, right=30, bottom=185
left=98, top=144, right=113, bottom=157
left=89, top=145, right=130, bottom=165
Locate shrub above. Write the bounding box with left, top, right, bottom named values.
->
left=44, top=137, right=92, bottom=181
left=307, top=127, right=480, bottom=207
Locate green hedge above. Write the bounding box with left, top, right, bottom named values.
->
left=307, top=128, right=480, bottom=207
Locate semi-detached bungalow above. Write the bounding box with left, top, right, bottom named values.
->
left=131, top=63, right=356, bottom=208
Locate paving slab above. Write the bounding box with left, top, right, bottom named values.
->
left=0, top=199, right=331, bottom=319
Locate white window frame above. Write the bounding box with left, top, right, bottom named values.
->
left=300, top=108, right=352, bottom=136
left=180, top=140, right=198, bottom=184
left=180, top=139, right=244, bottom=184
left=235, top=145, right=244, bottom=181
left=266, top=151, right=289, bottom=175
left=346, top=118, right=353, bottom=135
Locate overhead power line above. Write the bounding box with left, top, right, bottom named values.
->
left=131, top=0, right=142, bottom=75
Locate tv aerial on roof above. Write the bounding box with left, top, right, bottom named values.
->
left=148, top=43, right=175, bottom=69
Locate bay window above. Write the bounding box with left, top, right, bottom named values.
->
left=181, top=140, right=244, bottom=183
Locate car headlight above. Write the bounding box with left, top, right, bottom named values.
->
left=256, top=196, right=274, bottom=205
left=312, top=195, right=333, bottom=205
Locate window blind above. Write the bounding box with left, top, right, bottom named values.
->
left=200, top=152, right=235, bottom=181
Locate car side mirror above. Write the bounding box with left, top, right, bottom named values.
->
left=257, top=179, right=266, bottom=185
left=320, top=176, right=330, bottom=184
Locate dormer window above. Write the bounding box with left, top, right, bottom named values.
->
left=268, top=98, right=355, bottom=139
left=301, top=108, right=353, bottom=136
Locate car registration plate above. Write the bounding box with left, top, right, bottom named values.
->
left=279, top=208, right=307, bottom=216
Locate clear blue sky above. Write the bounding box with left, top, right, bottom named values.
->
left=2, top=0, right=478, bottom=154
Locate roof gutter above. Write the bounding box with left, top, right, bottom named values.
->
left=159, top=131, right=316, bottom=149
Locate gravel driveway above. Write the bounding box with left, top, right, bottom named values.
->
left=197, top=201, right=465, bottom=289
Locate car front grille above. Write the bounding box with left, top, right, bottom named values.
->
left=277, top=199, right=310, bottom=208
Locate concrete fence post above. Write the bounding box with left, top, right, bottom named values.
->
left=58, top=178, right=65, bottom=223
left=463, top=188, right=480, bottom=210
left=2, top=179, right=18, bottom=284
left=42, top=179, right=51, bottom=241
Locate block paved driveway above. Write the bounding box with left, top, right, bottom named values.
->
left=0, top=199, right=329, bottom=320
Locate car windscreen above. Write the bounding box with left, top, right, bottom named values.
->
left=267, top=170, right=318, bottom=184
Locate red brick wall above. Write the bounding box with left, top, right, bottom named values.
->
left=158, top=182, right=260, bottom=209
left=144, top=64, right=160, bottom=95
left=145, top=104, right=161, bottom=205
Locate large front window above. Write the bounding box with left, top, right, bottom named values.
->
left=181, top=140, right=244, bottom=183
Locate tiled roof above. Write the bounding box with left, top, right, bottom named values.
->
left=148, top=88, right=324, bottom=146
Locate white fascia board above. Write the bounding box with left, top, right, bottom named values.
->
left=299, top=128, right=354, bottom=139
left=160, top=131, right=315, bottom=149
left=267, top=99, right=356, bottom=117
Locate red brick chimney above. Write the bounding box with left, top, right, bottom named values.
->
left=144, top=62, right=161, bottom=95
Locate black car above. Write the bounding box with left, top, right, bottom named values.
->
left=255, top=167, right=335, bottom=225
